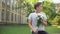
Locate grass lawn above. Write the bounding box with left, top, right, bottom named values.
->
left=0, top=25, right=60, bottom=34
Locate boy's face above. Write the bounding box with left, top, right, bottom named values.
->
left=36, top=4, right=42, bottom=12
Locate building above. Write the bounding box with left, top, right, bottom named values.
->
left=0, top=0, right=27, bottom=24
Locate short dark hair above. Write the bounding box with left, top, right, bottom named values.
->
left=34, top=2, right=42, bottom=9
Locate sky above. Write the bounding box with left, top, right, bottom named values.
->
left=39, top=0, right=60, bottom=3
left=52, top=0, right=60, bottom=3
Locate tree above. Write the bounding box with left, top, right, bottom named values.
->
left=16, top=0, right=38, bottom=17
left=43, top=1, right=56, bottom=25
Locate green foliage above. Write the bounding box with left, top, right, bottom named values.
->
left=37, top=15, right=42, bottom=27
left=16, top=0, right=38, bottom=17
left=43, top=1, right=56, bottom=25
left=43, top=1, right=60, bottom=25
left=16, top=0, right=60, bottom=25
left=51, top=16, right=60, bottom=25
left=43, top=1, right=56, bottom=19
left=51, top=10, right=60, bottom=25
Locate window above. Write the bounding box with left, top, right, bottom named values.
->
left=15, top=14, right=16, bottom=21
left=11, top=13, right=13, bottom=21
left=18, top=15, right=21, bottom=23
left=6, top=11, right=10, bottom=21
left=2, top=0, right=5, bottom=3
left=5, top=0, right=10, bottom=5
left=1, top=9, right=5, bottom=21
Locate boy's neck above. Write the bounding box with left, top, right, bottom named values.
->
left=35, top=11, right=41, bottom=13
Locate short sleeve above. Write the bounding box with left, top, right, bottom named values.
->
left=28, top=13, right=32, bottom=21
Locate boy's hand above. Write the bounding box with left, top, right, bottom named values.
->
left=41, top=19, right=47, bottom=25
left=32, top=28, right=38, bottom=33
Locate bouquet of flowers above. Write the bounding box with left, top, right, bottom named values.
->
left=36, top=15, right=42, bottom=27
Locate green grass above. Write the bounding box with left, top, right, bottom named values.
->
left=0, top=25, right=60, bottom=34
left=45, top=26, right=60, bottom=34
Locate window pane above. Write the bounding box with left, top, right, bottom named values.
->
left=1, top=9, right=5, bottom=21
left=11, top=13, right=13, bottom=21
left=6, top=11, right=10, bottom=21
left=15, top=14, right=16, bottom=21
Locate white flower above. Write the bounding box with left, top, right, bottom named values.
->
left=37, top=16, right=40, bottom=20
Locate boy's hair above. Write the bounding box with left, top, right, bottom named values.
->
left=34, top=2, right=42, bottom=9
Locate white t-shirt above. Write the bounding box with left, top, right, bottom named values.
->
left=28, top=12, right=47, bottom=31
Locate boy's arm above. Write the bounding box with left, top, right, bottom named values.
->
left=41, top=13, right=47, bottom=25
left=28, top=19, right=38, bottom=33
left=41, top=19, right=47, bottom=25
